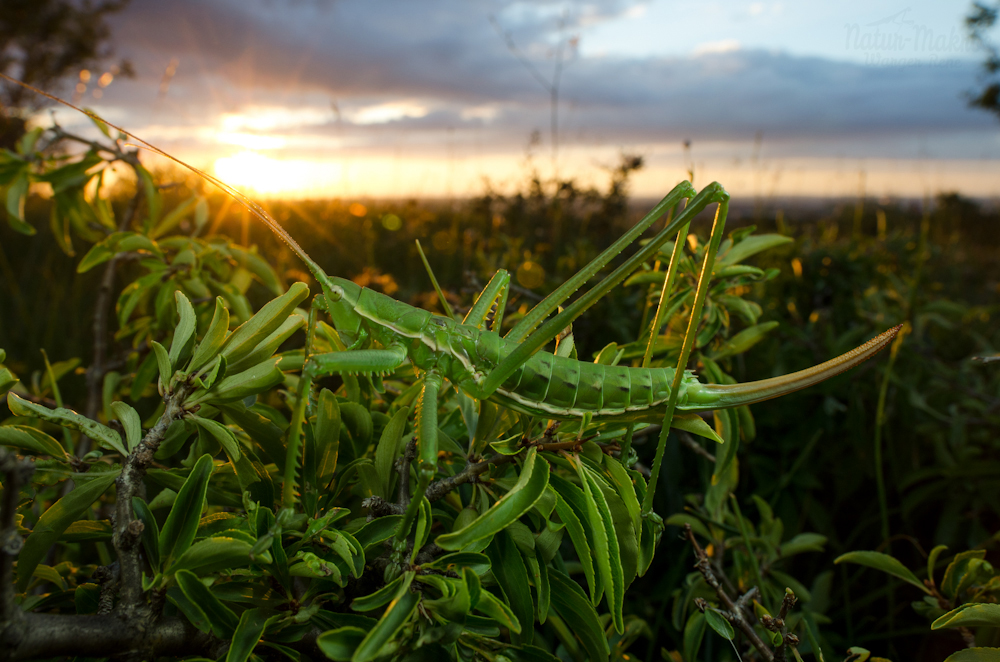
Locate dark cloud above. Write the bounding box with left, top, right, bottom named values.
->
left=85, top=0, right=996, bottom=160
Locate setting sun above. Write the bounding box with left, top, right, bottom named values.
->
left=212, top=151, right=343, bottom=197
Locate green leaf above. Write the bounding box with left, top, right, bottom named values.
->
left=718, top=233, right=793, bottom=266
left=151, top=340, right=172, bottom=394
left=76, top=242, right=114, bottom=273
left=7, top=392, right=126, bottom=456
left=190, top=297, right=231, bottom=372
left=340, top=402, right=373, bottom=456
left=374, top=407, right=408, bottom=499
left=475, top=589, right=521, bottom=634
left=530, top=546, right=550, bottom=624
left=603, top=456, right=641, bottom=548
left=167, top=586, right=212, bottom=635
left=0, top=425, right=67, bottom=459
left=942, top=550, right=989, bottom=598
left=191, top=358, right=284, bottom=405
left=315, top=389, right=342, bottom=483
left=352, top=574, right=405, bottom=612
left=168, top=536, right=261, bottom=575
left=933, top=603, right=1000, bottom=630
left=75, top=583, right=100, bottom=614
left=169, top=291, right=197, bottom=367
left=18, top=127, right=44, bottom=155
left=425, top=552, right=491, bottom=576
left=943, top=649, right=1000, bottom=662
left=352, top=571, right=419, bottom=662
left=132, top=497, right=161, bottom=571
left=230, top=245, right=284, bottom=295
left=226, top=313, right=306, bottom=375
left=176, top=569, right=239, bottom=638
left=354, top=515, right=401, bottom=554
left=708, top=322, right=779, bottom=361
left=673, top=412, right=724, bottom=444
left=780, top=533, right=827, bottom=557
left=834, top=551, right=931, bottom=594
left=435, top=447, right=550, bottom=550
left=218, top=403, right=286, bottom=470
left=683, top=611, right=706, bottom=662
left=6, top=170, right=34, bottom=235
left=418, top=574, right=472, bottom=622
left=110, top=401, right=142, bottom=451
left=410, top=497, right=432, bottom=564
left=219, top=282, right=310, bottom=366
left=550, top=478, right=598, bottom=603
left=16, top=470, right=120, bottom=591
left=323, top=529, right=365, bottom=579
left=226, top=608, right=271, bottom=662
left=135, top=163, right=161, bottom=227
left=90, top=113, right=112, bottom=138
left=705, top=609, right=735, bottom=640
left=486, top=530, right=534, bottom=644
left=0, top=367, right=18, bottom=394
left=317, top=627, right=368, bottom=661
left=189, top=417, right=241, bottom=460
left=928, top=544, right=949, bottom=586
left=548, top=568, right=609, bottom=662
left=60, top=520, right=112, bottom=541
left=150, top=195, right=198, bottom=240
left=160, top=454, right=214, bottom=568
left=582, top=462, right=626, bottom=634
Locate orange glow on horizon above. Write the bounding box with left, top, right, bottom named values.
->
left=213, top=151, right=343, bottom=197
left=202, top=147, right=1000, bottom=201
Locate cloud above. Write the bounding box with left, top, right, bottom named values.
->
left=80, top=0, right=997, bottom=163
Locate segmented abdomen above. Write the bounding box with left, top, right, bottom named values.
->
left=494, top=348, right=677, bottom=419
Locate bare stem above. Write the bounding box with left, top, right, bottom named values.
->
left=81, top=185, right=145, bottom=455
left=685, top=524, right=774, bottom=662
left=371, top=436, right=587, bottom=518
left=396, top=435, right=418, bottom=507
left=1, top=449, right=34, bottom=626
left=113, top=384, right=191, bottom=617
left=766, top=589, right=800, bottom=662
left=678, top=431, right=716, bottom=463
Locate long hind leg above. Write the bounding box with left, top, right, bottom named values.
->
left=640, top=198, right=730, bottom=517
left=463, top=269, right=510, bottom=332
left=482, top=182, right=730, bottom=397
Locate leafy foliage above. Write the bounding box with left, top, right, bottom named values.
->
left=0, top=108, right=997, bottom=662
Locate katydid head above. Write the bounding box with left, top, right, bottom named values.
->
left=321, top=277, right=363, bottom=343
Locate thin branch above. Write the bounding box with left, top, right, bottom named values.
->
left=48, top=126, right=140, bottom=165
left=396, top=435, right=418, bottom=507
left=764, top=589, right=800, bottom=662
left=3, top=612, right=323, bottom=662
left=81, top=185, right=144, bottom=456
left=2, top=613, right=211, bottom=662
left=1, top=448, right=35, bottom=626
left=685, top=524, right=774, bottom=662
left=425, top=437, right=586, bottom=503
left=678, top=431, right=716, bottom=463
left=113, top=383, right=191, bottom=617
left=369, top=436, right=587, bottom=518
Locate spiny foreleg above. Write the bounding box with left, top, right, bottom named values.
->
left=463, top=269, right=511, bottom=332
left=305, top=344, right=408, bottom=378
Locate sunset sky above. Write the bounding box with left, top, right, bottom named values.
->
left=51, top=0, right=1000, bottom=200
